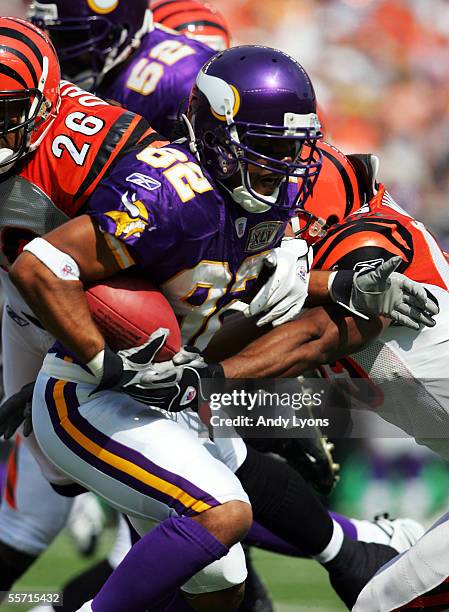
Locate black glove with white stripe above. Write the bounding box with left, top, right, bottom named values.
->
left=329, top=256, right=439, bottom=330
left=91, top=329, right=175, bottom=405
left=130, top=346, right=225, bottom=412
left=90, top=332, right=223, bottom=412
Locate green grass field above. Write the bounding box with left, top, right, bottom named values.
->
left=2, top=529, right=344, bottom=611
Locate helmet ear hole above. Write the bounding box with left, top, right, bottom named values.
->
left=203, top=131, right=218, bottom=147
left=201, top=130, right=238, bottom=177
left=326, top=214, right=339, bottom=227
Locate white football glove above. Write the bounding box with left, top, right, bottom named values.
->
left=244, top=237, right=312, bottom=327
left=329, top=256, right=440, bottom=330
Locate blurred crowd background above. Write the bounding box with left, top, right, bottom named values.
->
left=1, top=0, right=449, bottom=525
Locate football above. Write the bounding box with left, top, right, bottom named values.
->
left=85, top=271, right=181, bottom=359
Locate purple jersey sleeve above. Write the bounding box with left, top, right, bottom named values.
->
left=99, top=26, right=214, bottom=139
left=86, top=143, right=221, bottom=279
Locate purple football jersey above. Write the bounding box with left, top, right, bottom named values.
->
left=87, top=142, right=299, bottom=349
left=99, top=25, right=214, bottom=139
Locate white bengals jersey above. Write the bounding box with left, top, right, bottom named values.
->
left=313, top=185, right=449, bottom=459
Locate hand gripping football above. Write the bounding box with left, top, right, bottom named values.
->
left=85, top=272, right=181, bottom=360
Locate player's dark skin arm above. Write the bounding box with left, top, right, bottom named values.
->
left=10, top=215, right=122, bottom=363
left=215, top=306, right=389, bottom=378
left=304, top=272, right=333, bottom=306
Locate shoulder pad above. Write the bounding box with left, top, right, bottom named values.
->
left=346, top=153, right=380, bottom=203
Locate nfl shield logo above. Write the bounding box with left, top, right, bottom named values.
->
left=180, top=386, right=197, bottom=406
left=235, top=217, right=247, bottom=238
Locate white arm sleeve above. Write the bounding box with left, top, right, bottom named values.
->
left=23, top=237, right=80, bottom=281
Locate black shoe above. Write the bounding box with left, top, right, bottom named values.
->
left=276, top=436, right=340, bottom=496
left=240, top=547, right=274, bottom=612
left=325, top=539, right=397, bottom=609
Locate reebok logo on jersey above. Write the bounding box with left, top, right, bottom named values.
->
left=126, top=173, right=162, bottom=193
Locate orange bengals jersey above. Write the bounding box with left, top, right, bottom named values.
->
left=0, top=80, right=157, bottom=270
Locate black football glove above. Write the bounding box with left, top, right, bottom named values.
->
left=93, top=331, right=224, bottom=412
left=93, top=328, right=174, bottom=404
left=128, top=346, right=225, bottom=412
left=0, top=381, right=35, bottom=439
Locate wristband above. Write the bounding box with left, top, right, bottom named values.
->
left=88, top=345, right=123, bottom=393
left=328, top=270, right=369, bottom=320
left=328, top=270, right=355, bottom=306
left=23, top=237, right=80, bottom=281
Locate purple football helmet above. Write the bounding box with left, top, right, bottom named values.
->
left=185, top=45, right=323, bottom=213
left=28, top=0, right=151, bottom=91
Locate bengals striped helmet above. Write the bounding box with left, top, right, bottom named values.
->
left=292, top=142, right=367, bottom=244
left=0, top=17, right=60, bottom=170
left=152, top=0, right=230, bottom=51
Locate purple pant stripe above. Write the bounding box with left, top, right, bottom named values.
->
left=44, top=378, right=186, bottom=512
left=49, top=343, right=92, bottom=374
left=44, top=378, right=220, bottom=515
left=64, top=383, right=220, bottom=510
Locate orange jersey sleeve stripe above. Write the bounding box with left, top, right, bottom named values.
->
left=362, top=220, right=411, bottom=252
left=318, top=231, right=407, bottom=270
left=313, top=223, right=356, bottom=264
